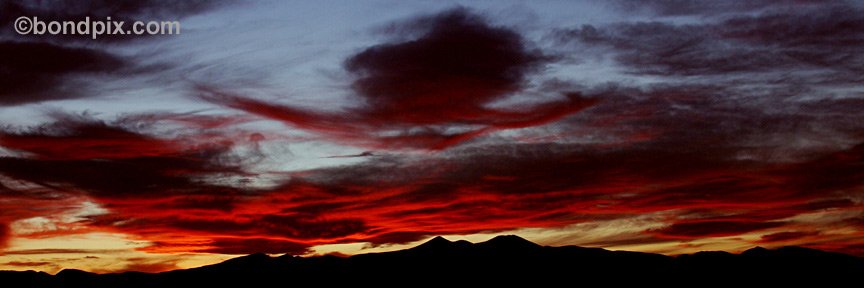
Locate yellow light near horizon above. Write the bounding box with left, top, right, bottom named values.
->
left=0, top=232, right=232, bottom=274
left=3, top=209, right=859, bottom=274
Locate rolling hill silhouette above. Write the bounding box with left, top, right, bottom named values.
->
left=2, top=235, right=862, bottom=287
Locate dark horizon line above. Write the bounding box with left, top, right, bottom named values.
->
left=8, top=234, right=862, bottom=275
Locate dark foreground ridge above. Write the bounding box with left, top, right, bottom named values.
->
left=2, top=235, right=862, bottom=287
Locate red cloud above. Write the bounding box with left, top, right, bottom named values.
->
left=2, top=107, right=862, bottom=257
left=0, top=221, right=9, bottom=249
left=2, top=6, right=864, bottom=260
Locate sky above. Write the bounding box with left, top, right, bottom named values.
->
left=0, top=0, right=863, bottom=273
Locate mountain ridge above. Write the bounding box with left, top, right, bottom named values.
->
left=2, top=235, right=862, bottom=287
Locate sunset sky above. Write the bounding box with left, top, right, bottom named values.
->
left=1, top=0, right=863, bottom=273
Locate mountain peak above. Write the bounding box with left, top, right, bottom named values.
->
left=411, top=236, right=454, bottom=251
left=55, top=269, right=93, bottom=277
left=428, top=236, right=451, bottom=243
left=216, top=253, right=272, bottom=268
left=480, top=235, right=541, bottom=250
left=742, top=246, right=769, bottom=256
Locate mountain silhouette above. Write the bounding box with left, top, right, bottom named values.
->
left=2, top=235, right=862, bottom=287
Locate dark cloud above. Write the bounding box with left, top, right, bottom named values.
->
left=198, top=238, right=309, bottom=255
left=0, top=42, right=126, bottom=105
left=561, top=83, right=864, bottom=165
left=204, top=8, right=597, bottom=150
left=653, top=221, right=785, bottom=238
left=255, top=215, right=368, bottom=240
left=155, top=195, right=238, bottom=213
left=556, top=22, right=786, bottom=76
left=580, top=236, right=673, bottom=248
left=612, top=0, right=828, bottom=16
left=556, top=4, right=864, bottom=80
left=0, top=156, right=232, bottom=198
left=117, top=259, right=179, bottom=273
left=345, top=7, right=548, bottom=124
left=149, top=215, right=368, bottom=240
left=0, top=1, right=233, bottom=106
left=778, top=142, right=864, bottom=196
left=361, top=232, right=433, bottom=246
left=759, top=232, right=820, bottom=243
left=0, top=112, right=252, bottom=197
